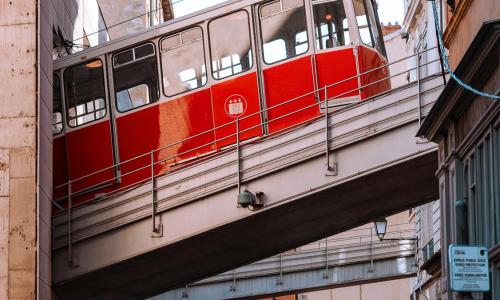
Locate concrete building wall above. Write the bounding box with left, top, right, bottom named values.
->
left=296, top=278, right=412, bottom=300
left=444, top=0, right=500, bottom=69
left=0, top=0, right=79, bottom=298
left=0, top=0, right=38, bottom=298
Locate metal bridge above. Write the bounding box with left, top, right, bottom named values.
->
left=151, top=224, right=417, bottom=300
left=51, top=48, right=446, bottom=299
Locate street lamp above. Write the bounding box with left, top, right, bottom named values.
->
left=373, top=217, right=417, bottom=241
left=374, top=218, right=388, bottom=241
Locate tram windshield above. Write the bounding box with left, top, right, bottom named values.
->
left=313, top=0, right=351, bottom=50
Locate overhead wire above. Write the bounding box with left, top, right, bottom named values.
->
left=68, top=0, right=204, bottom=44
left=430, top=0, right=500, bottom=100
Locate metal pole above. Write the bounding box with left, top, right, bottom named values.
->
left=416, top=49, right=422, bottom=126
left=324, top=238, right=329, bottom=279
left=150, top=151, right=160, bottom=235
left=324, top=86, right=337, bottom=176
left=324, top=86, right=329, bottom=169
left=370, top=227, right=374, bottom=272
left=236, top=118, right=241, bottom=194
left=277, top=253, right=283, bottom=285
left=67, top=180, right=74, bottom=267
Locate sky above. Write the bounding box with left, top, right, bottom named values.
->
left=376, top=0, right=405, bottom=25
left=173, top=0, right=405, bottom=25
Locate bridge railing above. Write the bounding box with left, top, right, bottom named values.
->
left=186, top=223, right=416, bottom=286
left=53, top=46, right=445, bottom=209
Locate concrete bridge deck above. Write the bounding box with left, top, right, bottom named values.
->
left=52, top=75, right=444, bottom=299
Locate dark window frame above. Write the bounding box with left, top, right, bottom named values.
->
left=52, top=74, right=64, bottom=135
left=63, top=58, right=108, bottom=128
left=112, top=42, right=160, bottom=113
left=159, top=26, right=208, bottom=98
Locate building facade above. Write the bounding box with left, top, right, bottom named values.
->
left=417, top=1, right=500, bottom=299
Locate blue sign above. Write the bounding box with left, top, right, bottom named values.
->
left=449, top=245, right=490, bottom=292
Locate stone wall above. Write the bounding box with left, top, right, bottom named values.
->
left=0, top=0, right=38, bottom=298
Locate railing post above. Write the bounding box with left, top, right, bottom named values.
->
left=324, top=86, right=337, bottom=176
left=230, top=270, right=237, bottom=292
left=277, top=253, right=283, bottom=285
left=151, top=150, right=162, bottom=237
left=368, top=227, right=374, bottom=273
left=416, top=49, right=422, bottom=126
left=67, top=180, right=77, bottom=267
left=236, top=118, right=241, bottom=195
left=323, top=238, right=329, bottom=279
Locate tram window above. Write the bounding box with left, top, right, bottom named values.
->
left=209, top=10, right=253, bottom=79
left=295, top=31, right=308, bottom=54
left=353, top=0, right=376, bottom=47
left=312, top=0, right=351, bottom=50
left=53, top=74, right=63, bottom=135
left=64, top=59, right=107, bottom=127
left=160, top=27, right=207, bottom=96
left=260, top=0, right=308, bottom=65
left=263, top=39, right=287, bottom=63
left=113, top=43, right=159, bottom=113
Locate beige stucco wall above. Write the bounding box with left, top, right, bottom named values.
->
left=447, top=0, right=500, bottom=69
left=297, top=278, right=412, bottom=300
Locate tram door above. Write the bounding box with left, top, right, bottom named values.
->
left=256, top=0, right=319, bottom=134
left=208, top=9, right=263, bottom=148
left=63, top=58, right=117, bottom=196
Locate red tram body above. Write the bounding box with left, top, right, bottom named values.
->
left=52, top=0, right=390, bottom=209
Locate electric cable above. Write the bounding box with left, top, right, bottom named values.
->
left=430, top=0, right=500, bottom=99
left=68, top=0, right=211, bottom=44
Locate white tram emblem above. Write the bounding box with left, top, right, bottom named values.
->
left=224, top=94, right=247, bottom=117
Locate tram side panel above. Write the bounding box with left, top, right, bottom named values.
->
left=53, top=135, right=69, bottom=201
left=264, top=56, right=318, bottom=133
left=357, top=45, right=390, bottom=99
left=315, top=47, right=360, bottom=101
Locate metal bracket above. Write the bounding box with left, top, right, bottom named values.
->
left=151, top=222, right=163, bottom=238
left=325, top=162, right=338, bottom=176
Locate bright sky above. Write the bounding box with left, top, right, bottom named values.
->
left=376, top=0, right=405, bottom=25
left=174, top=0, right=405, bottom=24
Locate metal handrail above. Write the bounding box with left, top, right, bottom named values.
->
left=54, top=46, right=444, bottom=207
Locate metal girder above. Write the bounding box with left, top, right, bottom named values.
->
left=52, top=75, right=444, bottom=299
left=151, top=241, right=417, bottom=300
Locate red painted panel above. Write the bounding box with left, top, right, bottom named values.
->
left=53, top=135, right=68, bottom=201
left=264, top=56, right=319, bottom=133
left=115, top=88, right=216, bottom=188
left=66, top=120, right=115, bottom=196
left=315, top=48, right=359, bottom=100
left=357, top=46, right=391, bottom=99
left=211, top=72, right=262, bottom=147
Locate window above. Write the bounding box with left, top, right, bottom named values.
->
left=113, top=43, right=159, bottom=112
left=260, top=0, right=308, bottom=64
left=353, top=0, right=373, bottom=46
left=64, top=59, right=107, bottom=127
left=52, top=75, right=63, bottom=134
left=209, top=10, right=253, bottom=79
left=312, top=0, right=351, bottom=50
left=353, top=0, right=384, bottom=54
left=160, top=27, right=207, bottom=96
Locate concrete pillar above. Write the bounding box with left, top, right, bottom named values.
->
left=0, top=0, right=51, bottom=298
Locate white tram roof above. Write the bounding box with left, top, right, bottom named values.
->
left=54, top=0, right=266, bottom=70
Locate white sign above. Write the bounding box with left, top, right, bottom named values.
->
left=449, top=245, right=490, bottom=292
